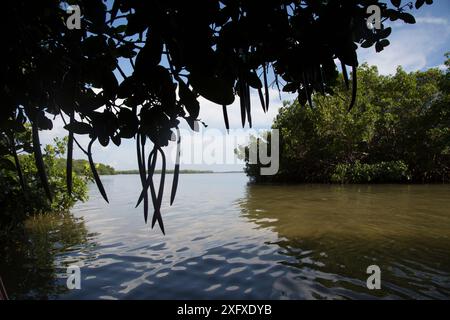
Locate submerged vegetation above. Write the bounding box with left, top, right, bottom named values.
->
left=238, top=57, right=450, bottom=183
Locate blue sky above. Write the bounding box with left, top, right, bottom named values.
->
left=41, top=1, right=450, bottom=171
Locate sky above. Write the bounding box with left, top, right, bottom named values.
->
left=40, top=1, right=450, bottom=172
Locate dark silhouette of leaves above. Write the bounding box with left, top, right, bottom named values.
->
left=341, top=61, right=350, bottom=90
left=399, top=12, right=416, bottom=24
left=67, top=114, right=74, bottom=195
left=151, top=147, right=166, bottom=235
left=391, top=0, right=402, bottom=8
left=88, top=138, right=109, bottom=203
left=263, top=64, right=269, bottom=112
left=170, top=128, right=181, bottom=205
left=11, top=141, right=26, bottom=196
left=222, top=105, right=230, bottom=132
left=348, top=66, right=358, bottom=112
left=189, top=70, right=235, bottom=106
left=64, top=121, right=93, bottom=135
left=376, top=39, right=390, bottom=52
left=179, top=81, right=200, bottom=119
left=378, top=27, right=392, bottom=39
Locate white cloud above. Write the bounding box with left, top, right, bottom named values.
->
left=416, top=17, right=448, bottom=26
left=359, top=15, right=450, bottom=75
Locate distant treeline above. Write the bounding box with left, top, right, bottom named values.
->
left=115, top=169, right=214, bottom=175
left=54, top=159, right=214, bottom=175
left=55, top=159, right=116, bottom=175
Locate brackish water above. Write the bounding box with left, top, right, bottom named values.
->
left=1, top=173, right=450, bottom=299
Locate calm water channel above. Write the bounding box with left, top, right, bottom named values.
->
left=1, top=173, right=449, bottom=299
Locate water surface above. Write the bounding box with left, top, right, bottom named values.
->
left=1, top=174, right=450, bottom=299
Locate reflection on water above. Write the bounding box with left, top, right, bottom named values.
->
left=1, top=174, right=449, bottom=299
left=239, top=184, right=450, bottom=299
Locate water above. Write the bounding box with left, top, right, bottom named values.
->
left=1, top=173, right=450, bottom=299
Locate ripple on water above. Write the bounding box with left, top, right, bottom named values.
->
left=5, top=175, right=449, bottom=300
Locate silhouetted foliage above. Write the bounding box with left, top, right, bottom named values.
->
left=0, top=0, right=432, bottom=230
left=238, top=56, right=450, bottom=183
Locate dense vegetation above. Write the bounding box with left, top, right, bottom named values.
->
left=116, top=169, right=214, bottom=174
left=57, top=162, right=213, bottom=175
left=238, top=56, right=450, bottom=183
left=56, top=159, right=116, bottom=176
left=0, top=0, right=431, bottom=231
left=0, top=129, right=90, bottom=228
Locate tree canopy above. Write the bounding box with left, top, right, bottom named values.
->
left=0, top=0, right=433, bottom=232
left=237, top=56, right=450, bottom=183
